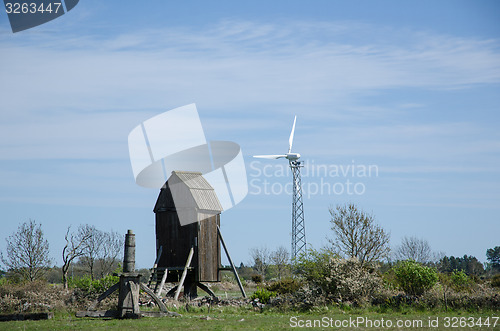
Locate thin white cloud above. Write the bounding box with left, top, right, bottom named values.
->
left=1, top=20, right=499, bottom=115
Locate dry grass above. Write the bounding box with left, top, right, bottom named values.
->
left=0, top=281, right=118, bottom=314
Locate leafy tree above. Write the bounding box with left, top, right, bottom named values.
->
left=0, top=219, right=51, bottom=282
left=328, top=204, right=390, bottom=264
left=393, top=260, right=438, bottom=296
left=486, top=246, right=500, bottom=272
left=438, top=255, right=484, bottom=276
left=394, top=236, right=432, bottom=264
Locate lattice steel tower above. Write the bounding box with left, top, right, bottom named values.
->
left=290, top=160, right=306, bottom=259
left=254, top=116, right=306, bottom=260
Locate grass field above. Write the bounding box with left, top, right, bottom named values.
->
left=0, top=307, right=498, bottom=330
left=0, top=278, right=498, bottom=330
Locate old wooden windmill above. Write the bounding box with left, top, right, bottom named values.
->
left=148, top=171, right=245, bottom=299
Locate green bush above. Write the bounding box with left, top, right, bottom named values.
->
left=294, top=248, right=380, bottom=303
left=491, top=274, right=500, bottom=288
left=393, top=260, right=438, bottom=296
left=250, top=287, right=276, bottom=304
left=294, top=248, right=338, bottom=286
left=381, top=268, right=398, bottom=290
left=0, top=276, right=9, bottom=286
left=251, top=274, right=263, bottom=283
left=450, top=270, right=471, bottom=291
left=266, top=278, right=303, bottom=294
left=68, top=273, right=119, bottom=295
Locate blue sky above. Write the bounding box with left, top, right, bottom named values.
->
left=0, top=0, right=499, bottom=268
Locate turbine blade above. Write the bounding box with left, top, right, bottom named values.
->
left=253, top=155, right=287, bottom=159
left=288, top=115, right=296, bottom=153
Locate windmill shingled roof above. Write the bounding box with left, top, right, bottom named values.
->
left=166, top=171, right=223, bottom=212
left=173, top=171, right=214, bottom=190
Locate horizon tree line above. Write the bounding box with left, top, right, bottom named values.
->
left=1, top=209, right=499, bottom=284
left=0, top=219, right=123, bottom=286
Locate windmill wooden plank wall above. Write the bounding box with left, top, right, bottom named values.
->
left=153, top=171, right=222, bottom=283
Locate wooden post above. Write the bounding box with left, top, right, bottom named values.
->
left=118, top=276, right=142, bottom=318
left=156, top=269, right=168, bottom=297
left=118, top=230, right=141, bottom=318
left=77, top=230, right=176, bottom=319
left=123, top=230, right=136, bottom=273
left=217, top=225, right=246, bottom=298
left=174, top=247, right=194, bottom=300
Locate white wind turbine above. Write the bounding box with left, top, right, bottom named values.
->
left=254, top=116, right=306, bottom=259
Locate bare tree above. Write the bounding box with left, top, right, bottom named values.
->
left=1, top=219, right=51, bottom=282
left=394, top=236, right=433, bottom=264
left=79, top=225, right=101, bottom=280
left=328, top=204, right=390, bottom=264
left=250, top=246, right=270, bottom=279
left=61, top=225, right=91, bottom=289
left=96, top=230, right=122, bottom=278
left=271, top=246, right=290, bottom=280
left=79, top=225, right=123, bottom=280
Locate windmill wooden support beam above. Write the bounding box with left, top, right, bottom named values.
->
left=76, top=230, right=179, bottom=319
left=163, top=227, right=246, bottom=300
left=156, top=267, right=168, bottom=297
left=174, top=246, right=194, bottom=300
left=217, top=225, right=246, bottom=298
